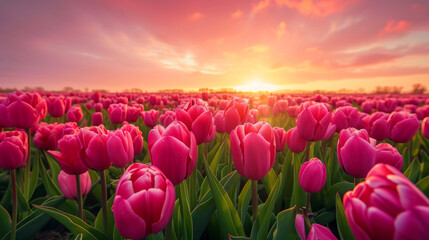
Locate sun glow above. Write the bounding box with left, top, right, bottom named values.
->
left=234, top=80, right=282, bottom=92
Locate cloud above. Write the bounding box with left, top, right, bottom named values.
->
left=275, top=22, right=286, bottom=37
left=275, top=0, right=357, bottom=17
left=231, top=9, right=243, bottom=18
left=252, top=0, right=271, bottom=13
left=378, top=20, right=412, bottom=37
left=189, top=12, right=204, bottom=20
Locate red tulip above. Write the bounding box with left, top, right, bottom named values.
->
left=296, top=103, right=331, bottom=141
left=337, top=128, right=376, bottom=178
left=0, top=131, right=28, bottom=170
left=121, top=123, right=144, bottom=156
left=58, top=171, right=91, bottom=200
left=112, top=163, right=175, bottom=240
left=148, top=121, right=197, bottom=185
left=286, top=127, right=307, bottom=153
left=67, top=105, right=83, bottom=123
left=76, top=125, right=111, bottom=171
left=48, top=134, right=88, bottom=174
left=299, top=158, right=326, bottom=193
left=107, top=130, right=134, bottom=168
left=5, top=91, right=47, bottom=129
left=230, top=122, right=276, bottom=180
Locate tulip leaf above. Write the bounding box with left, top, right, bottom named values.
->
left=112, top=225, right=126, bottom=240
left=0, top=205, right=11, bottom=239
left=44, top=150, right=61, bottom=185
left=27, top=150, right=40, bottom=201
left=314, top=210, right=336, bottom=225
left=179, top=181, right=193, bottom=240
left=210, top=141, right=225, bottom=173
left=238, top=180, right=252, bottom=225
left=33, top=205, right=108, bottom=240
left=147, top=232, right=164, bottom=240
left=403, top=158, right=420, bottom=183
left=38, top=153, right=61, bottom=196
left=94, top=195, right=115, bottom=239
left=273, top=206, right=298, bottom=240
left=73, top=233, right=84, bottom=240
left=261, top=169, right=276, bottom=195
left=192, top=171, right=240, bottom=240
left=290, top=155, right=306, bottom=209
left=275, top=150, right=292, bottom=212
left=203, top=157, right=245, bottom=236
left=335, top=193, right=355, bottom=240
left=416, top=175, right=429, bottom=197
left=17, top=184, right=30, bottom=212
left=1, top=196, right=66, bottom=240
left=250, top=173, right=282, bottom=240
left=325, top=182, right=354, bottom=210
left=420, top=151, right=429, bottom=179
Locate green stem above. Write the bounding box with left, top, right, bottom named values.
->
left=75, top=174, right=84, bottom=221
left=11, top=169, right=17, bottom=240
left=305, top=141, right=311, bottom=162
left=306, top=192, right=310, bottom=212
left=252, top=180, right=258, bottom=222
left=99, top=170, right=108, bottom=234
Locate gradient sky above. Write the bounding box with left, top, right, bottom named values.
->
left=1, top=0, right=429, bottom=92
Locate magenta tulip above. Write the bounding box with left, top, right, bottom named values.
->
left=33, top=122, right=64, bottom=151
left=92, top=112, right=103, bottom=126
left=142, top=109, right=159, bottom=128
left=337, top=128, right=376, bottom=178
left=387, top=111, right=420, bottom=143
left=224, top=98, right=249, bottom=133
left=57, top=122, right=79, bottom=141
left=159, top=110, right=176, bottom=128
left=48, top=134, right=88, bottom=174
left=107, top=130, right=134, bottom=168
left=112, top=163, right=175, bottom=240
left=108, top=103, right=127, bottom=124
left=374, top=143, right=403, bottom=170
left=121, top=123, right=144, bottom=156
left=125, top=106, right=141, bottom=123
left=0, top=131, right=28, bottom=170
left=343, top=163, right=429, bottom=240
left=0, top=102, right=11, bottom=128
left=148, top=121, right=197, bottom=185
left=67, top=106, right=83, bottom=123
left=363, top=112, right=390, bottom=141
left=273, top=127, right=287, bottom=152
left=299, top=158, right=326, bottom=193
left=5, top=91, right=47, bottom=129
left=423, top=117, right=429, bottom=139
left=58, top=171, right=91, bottom=200
left=307, top=224, right=337, bottom=240
left=214, top=110, right=226, bottom=133
left=296, top=103, right=331, bottom=141
left=285, top=127, right=307, bottom=153
left=94, top=103, right=103, bottom=112
left=332, top=106, right=359, bottom=132
left=230, top=122, right=276, bottom=180
left=46, top=95, right=66, bottom=118
left=76, top=125, right=111, bottom=171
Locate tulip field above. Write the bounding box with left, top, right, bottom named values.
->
left=1, top=90, right=429, bottom=240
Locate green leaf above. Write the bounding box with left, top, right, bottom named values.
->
left=273, top=206, right=297, bottom=240
left=73, top=233, right=84, bottom=240
left=210, top=141, right=225, bottom=173
left=290, top=155, right=306, bottom=209
left=94, top=195, right=115, bottom=239
left=335, top=193, right=355, bottom=240
left=314, top=211, right=336, bottom=225
left=202, top=157, right=244, bottom=236
left=17, top=185, right=30, bottom=212
left=404, top=158, right=420, bottom=183
left=44, top=150, right=61, bottom=184
left=325, top=182, right=354, bottom=210
left=38, top=153, right=61, bottom=196
left=0, top=205, right=11, bottom=239
left=33, top=205, right=108, bottom=240
left=27, top=150, right=40, bottom=201
left=112, top=225, right=126, bottom=240
left=420, top=151, right=429, bottom=178
left=251, top=173, right=283, bottom=240
left=238, top=180, right=252, bottom=225
left=179, top=181, right=193, bottom=240
left=261, top=169, right=276, bottom=195
left=416, top=175, right=429, bottom=197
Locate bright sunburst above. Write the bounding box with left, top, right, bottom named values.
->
left=234, top=80, right=281, bottom=92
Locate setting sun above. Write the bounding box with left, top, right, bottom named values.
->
left=234, top=80, right=282, bottom=92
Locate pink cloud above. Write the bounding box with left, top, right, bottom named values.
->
left=275, top=0, right=357, bottom=17
left=378, top=20, right=412, bottom=37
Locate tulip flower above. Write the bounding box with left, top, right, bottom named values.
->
left=92, top=112, right=103, bottom=126
left=112, top=163, right=175, bottom=240
left=94, top=103, right=103, bottom=112
left=58, top=170, right=91, bottom=200
left=287, top=105, right=300, bottom=118
left=57, top=122, right=79, bottom=141
left=296, top=103, right=331, bottom=142
left=176, top=101, right=215, bottom=145
left=0, top=102, right=11, bottom=129
left=343, top=163, right=429, bottom=240
left=387, top=111, right=420, bottom=143
left=0, top=130, right=28, bottom=170
left=92, top=91, right=101, bottom=103
left=224, top=98, right=249, bottom=133
left=332, top=106, right=359, bottom=132
left=108, top=103, right=127, bottom=124
left=257, top=104, right=270, bottom=118
left=363, top=112, right=390, bottom=141
left=299, top=158, right=326, bottom=193
left=33, top=122, right=64, bottom=151
left=296, top=213, right=337, bottom=240
left=273, top=127, right=287, bottom=152
left=48, top=134, right=88, bottom=175
left=125, top=106, right=141, bottom=123
left=76, top=125, right=110, bottom=171
left=159, top=110, right=176, bottom=127
left=5, top=91, right=47, bottom=129
left=148, top=121, right=197, bottom=185
left=337, top=128, right=376, bottom=178
left=121, top=123, right=144, bottom=156
left=423, top=117, right=429, bottom=139
left=67, top=105, right=83, bottom=123
left=142, top=109, right=159, bottom=128
left=214, top=110, right=226, bottom=133
left=107, top=129, right=134, bottom=168
left=46, top=95, right=66, bottom=118
left=285, top=127, right=307, bottom=153
left=374, top=143, right=403, bottom=170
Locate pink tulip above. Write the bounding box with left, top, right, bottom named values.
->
left=33, top=122, right=64, bottom=151
left=337, top=128, right=376, bottom=178
left=387, top=111, right=420, bottom=143
left=214, top=110, right=226, bottom=133
left=343, top=163, right=429, bottom=240
left=224, top=98, right=249, bottom=133
left=257, top=104, right=270, bottom=118
left=92, top=92, right=101, bottom=103
left=295, top=214, right=306, bottom=240
left=273, top=127, right=287, bottom=152
left=108, top=103, right=127, bottom=124
left=363, top=112, right=390, bottom=141
left=299, top=158, right=326, bottom=193
left=92, top=112, right=103, bottom=126
left=332, top=106, right=359, bottom=132
left=285, top=127, right=307, bottom=153
left=296, top=103, right=331, bottom=141
left=230, top=122, right=276, bottom=180
left=159, top=110, right=176, bottom=127
left=67, top=106, right=83, bottom=123
left=142, top=109, right=159, bottom=128
left=125, top=106, right=140, bottom=123
left=375, top=143, right=403, bottom=170
left=46, top=95, right=66, bottom=118
left=0, top=102, right=11, bottom=128
left=94, top=103, right=103, bottom=112
left=423, top=117, right=429, bottom=139
left=107, top=130, right=134, bottom=168
left=48, top=134, right=88, bottom=174
left=58, top=171, right=91, bottom=200
left=0, top=131, right=28, bottom=170
left=76, top=125, right=111, bottom=171
left=5, top=91, right=47, bottom=129
left=287, top=105, right=300, bottom=118
left=148, top=121, right=197, bottom=185
left=307, top=224, right=337, bottom=240
left=57, top=122, right=79, bottom=141
left=112, top=163, right=175, bottom=240
left=121, top=123, right=144, bottom=156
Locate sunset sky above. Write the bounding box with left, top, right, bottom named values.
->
left=1, top=0, right=429, bottom=92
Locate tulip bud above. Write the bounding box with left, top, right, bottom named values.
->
left=299, top=158, right=326, bottom=193
left=108, top=103, right=127, bottom=124
left=94, top=103, right=103, bottom=112
left=142, top=109, right=159, bottom=128
left=286, top=127, right=307, bottom=153
left=107, top=130, right=134, bottom=168
left=423, top=117, right=429, bottom=139
left=224, top=98, right=249, bottom=133
left=58, top=171, right=91, bottom=200
left=0, top=131, right=28, bottom=170
left=76, top=125, right=111, bottom=171
left=5, top=91, right=47, bottom=129
left=296, top=103, right=331, bottom=141
left=387, top=111, right=420, bottom=143
left=33, top=122, right=64, bottom=151
left=362, top=112, right=390, bottom=141
left=48, top=134, right=88, bottom=174
left=112, top=163, right=175, bottom=239
left=46, top=95, right=66, bottom=118
left=332, top=106, right=359, bottom=132
left=230, top=122, right=276, bottom=180
left=121, top=123, right=144, bottom=156
left=374, top=143, right=403, bottom=170
left=67, top=106, right=83, bottom=123
left=273, top=127, right=287, bottom=152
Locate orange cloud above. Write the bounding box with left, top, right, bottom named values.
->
left=189, top=12, right=203, bottom=20
left=378, top=20, right=411, bottom=37
left=231, top=9, right=243, bottom=18
left=275, top=22, right=286, bottom=37
left=275, top=0, right=356, bottom=17
left=253, top=0, right=271, bottom=13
